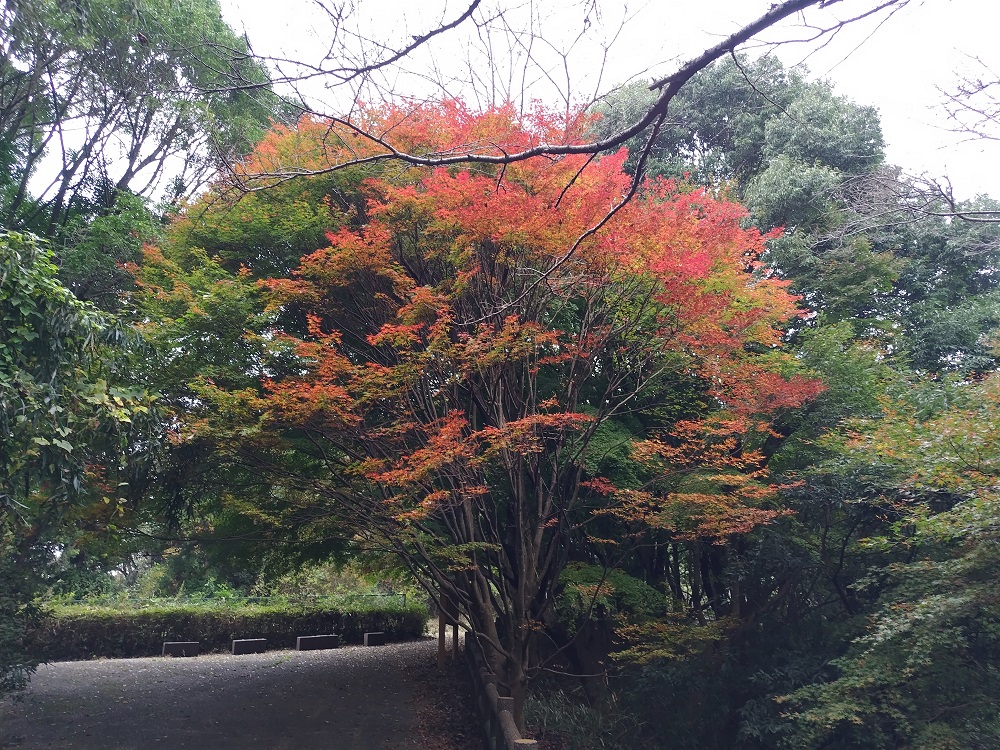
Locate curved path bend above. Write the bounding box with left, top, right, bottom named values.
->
left=0, top=638, right=452, bottom=750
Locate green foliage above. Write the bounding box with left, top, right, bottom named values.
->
left=0, top=556, right=44, bottom=695
left=781, top=518, right=1000, bottom=749
left=779, top=374, right=1000, bottom=749
left=55, top=192, right=162, bottom=311
left=45, top=553, right=119, bottom=599
left=170, top=189, right=346, bottom=278
left=583, top=56, right=1000, bottom=750
left=26, top=598, right=428, bottom=661
left=128, top=245, right=330, bottom=576
left=743, top=155, right=842, bottom=230
left=578, top=416, right=648, bottom=489
left=118, top=132, right=377, bottom=587
left=0, top=231, right=156, bottom=695
left=761, top=84, right=883, bottom=175
left=594, top=57, right=798, bottom=183
left=593, top=56, right=882, bottom=192
left=767, top=235, right=901, bottom=323
left=593, top=56, right=898, bottom=339
left=557, top=563, right=666, bottom=634
left=881, top=197, right=1000, bottom=373
left=136, top=247, right=272, bottom=391
left=0, top=231, right=151, bottom=510
left=0, top=0, right=286, bottom=233
left=265, top=559, right=425, bottom=602
left=798, top=322, right=894, bottom=416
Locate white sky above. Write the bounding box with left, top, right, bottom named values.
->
left=219, top=0, right=1000, bottom=199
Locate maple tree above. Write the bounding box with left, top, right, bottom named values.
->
left=2, top=1, right=995, bottom=740
left=176, top=103, right=823, bottom=726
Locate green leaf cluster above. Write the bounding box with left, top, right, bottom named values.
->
left=0, top=231, right=157, bottom=693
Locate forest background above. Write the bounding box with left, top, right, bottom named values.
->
left=3, top=1, right=1000, bottom=748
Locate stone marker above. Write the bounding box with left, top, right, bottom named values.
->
left=364, top=631, right=387, bottom=647
left=232, top=638, right=268, bottom=655
left=295, top=634, right=341, bottom=651
left=162, top=641, right=199, bottom=657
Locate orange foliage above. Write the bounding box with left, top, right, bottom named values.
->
left=244, top=100, right=821, bottom=536
left=238, top=100, right=596, bottom=184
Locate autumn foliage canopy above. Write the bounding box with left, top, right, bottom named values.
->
left=174, top=101, right=822, bottom=709
left=244, top=104, right=817, bottom=525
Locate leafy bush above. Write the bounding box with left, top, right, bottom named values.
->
left=26, top=598, right=428, bottom=661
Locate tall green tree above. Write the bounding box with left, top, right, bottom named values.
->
left=0, top=0, right=288, bottom=280
left=0, top=231, right=155, bottom=692
left=782, top=374, right=1000, bottom=750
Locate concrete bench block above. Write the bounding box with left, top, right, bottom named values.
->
left=364, top=631, right=387, bottom=647
left=162, top=641, right=199, bottom=657
left=232, top=638, right=268, bottom=655
left=295, top=634, right=341, bottom=651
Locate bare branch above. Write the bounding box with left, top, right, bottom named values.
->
left=827, top=169, right=1000, bottom=249
left=316, top=0, right=482, bottom=86
left=941, top=56, right=1000, bottom=144
left=231, top=0, right=909, bottom=191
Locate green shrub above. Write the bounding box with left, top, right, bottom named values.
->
left=25, top=599, right=428, bottom=661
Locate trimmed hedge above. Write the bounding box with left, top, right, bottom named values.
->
left=26, top=600, right=428, bottom=661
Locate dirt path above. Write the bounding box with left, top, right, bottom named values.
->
left=0, top=638, right=470, bottom=750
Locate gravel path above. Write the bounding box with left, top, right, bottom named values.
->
left=0, top=639, right=444, bottom=750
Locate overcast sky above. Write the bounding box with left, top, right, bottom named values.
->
left=219, top=0, right=999, bottom=199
